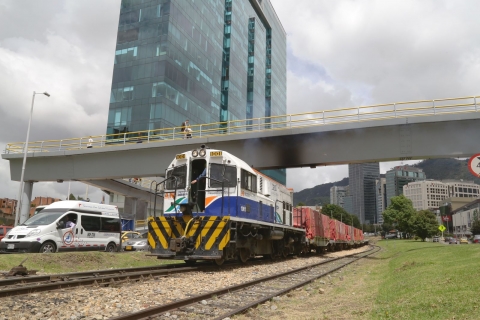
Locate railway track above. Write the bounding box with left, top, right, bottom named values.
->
left=0, top=262, right=217, bottom=298
left=111, top=245, right=380, bottom=320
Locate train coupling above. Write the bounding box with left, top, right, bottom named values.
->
left=169, top=237, right=187, bottom=252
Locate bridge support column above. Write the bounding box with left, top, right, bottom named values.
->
left=18, top=181, right=34, bottom=225
left=131, top=198, right=137, bottom=230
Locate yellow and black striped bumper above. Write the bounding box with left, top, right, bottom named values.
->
left=148, top=216, right=231, bottom=259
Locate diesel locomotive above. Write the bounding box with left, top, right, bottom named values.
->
left=147, top=145, right=365, bottom=265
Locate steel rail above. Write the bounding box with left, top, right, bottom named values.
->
left=0, top=262, right=191, bottom=287
left=0, top=263, right=220, bottom=298
left=213, top=246, right=381, bottom=320
left=110, top=246, right=379, bottom=320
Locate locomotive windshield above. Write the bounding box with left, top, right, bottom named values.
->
left=209, top=163, right=237, bottom=188
left=165, top=165, right=187, bottom=189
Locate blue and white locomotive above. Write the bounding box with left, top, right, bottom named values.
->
left=147, top=145, right=305, bottom=265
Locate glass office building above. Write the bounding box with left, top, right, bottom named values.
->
left=107, top=0, right=287, bottom=184
left=385, top=166, right=425, bottom=207
left=348, top=163, right=380, bottom=224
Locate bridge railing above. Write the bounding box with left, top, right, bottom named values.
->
left=4, top=95, right=478, bottom=154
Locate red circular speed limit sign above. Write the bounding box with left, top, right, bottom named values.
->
left=468, top=153, right=480, bottom=177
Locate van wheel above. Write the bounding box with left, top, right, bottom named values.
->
left=106, top=242, right=117, bottom=252
left=39, top=241, right=56, bottom=253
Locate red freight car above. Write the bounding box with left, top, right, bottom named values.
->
left=293, top=207, right=330, bottom=253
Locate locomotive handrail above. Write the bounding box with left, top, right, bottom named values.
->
left=192, top=176, right=230, bottom=217
left=4, top=95, right=479, bottom=154
left=152, top=176, right=177, bottom=218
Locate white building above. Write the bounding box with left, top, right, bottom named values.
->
left=403, top=180, right=480, bottom=211
left=330, top=186, right=347, bottom=208
left=451, top=199, right=480, bottom=236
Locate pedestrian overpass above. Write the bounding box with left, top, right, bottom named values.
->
left=3, top=95, right=480, bottom=222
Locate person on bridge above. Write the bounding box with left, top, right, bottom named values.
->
left=87, top=136, right=93, bottom=148
left=181, top=120, right=192, bottom=139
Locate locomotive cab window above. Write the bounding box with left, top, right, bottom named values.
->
left=241, top=169, right=257, bottom=193
left=210, top=163, right=237, bottom=188
left=165, top=165, right=187, bottom=189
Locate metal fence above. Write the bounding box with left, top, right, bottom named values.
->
left=4, top=95, right=479, bottom=154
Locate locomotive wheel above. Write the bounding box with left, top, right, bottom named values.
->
left=282, top=248, right=289, bottom=259
left=214, top=257, right=225, bottom=266
left=238, top=248, right=249, bottom=263
left=184, top=260, right=197, bottom=266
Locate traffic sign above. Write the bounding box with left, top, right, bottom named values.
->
left=468, top=153, right=480, bottom=177
left=438, top=225, right=446, bottom=232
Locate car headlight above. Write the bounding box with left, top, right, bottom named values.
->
left=199, top=148, right=206, bottom=157
left=136, top=241, right=147, bottom=246
left=192, top=150, right=199, bottom=157
left=26, top=229, right=41, bottom=237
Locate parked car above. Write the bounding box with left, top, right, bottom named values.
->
left=444, top=237, right=451, bottom=243
left=385, top=233, right=397, bottom=239
left=460, top=237, right=469, bottom=244
left=433, top=236, right=439, bottom=242
left=0, top=225, right=13, bottom=241
left=121, top=232, right=149, bottom=251
left=472, top=235, right=480, bottom=244
left=449, top=238, right=458, bottom=244
left=121, top=231, right=142, bottom=242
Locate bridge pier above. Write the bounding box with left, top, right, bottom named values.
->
left=18, top=181, right=34, bottom=225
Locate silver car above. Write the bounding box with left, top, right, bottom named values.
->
left=121, top=232, right=149, bottom=251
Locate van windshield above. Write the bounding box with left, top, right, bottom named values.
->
left=20, top=209, right=66, bottom=226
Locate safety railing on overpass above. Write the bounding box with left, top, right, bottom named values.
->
left=4, top=95, right=479, bottom=154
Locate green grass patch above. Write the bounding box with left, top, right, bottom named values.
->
left=0, top=252, right=181, bottom=274
left=371, top=240, right=480, bottom=319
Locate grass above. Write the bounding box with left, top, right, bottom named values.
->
left=0, top=251, right=180, bottom=274
left=234, top=240, right=480, bottom=320
left=371, top=240, right=480, bottom=319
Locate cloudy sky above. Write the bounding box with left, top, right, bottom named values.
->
left=1, top=0, right=479, bottom=202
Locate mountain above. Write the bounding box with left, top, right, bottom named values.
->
left=293, top=177, right=349, bottom=207
left=292, top=158, right=480, bottom=206
left=413, top=158, right=480, bottom=184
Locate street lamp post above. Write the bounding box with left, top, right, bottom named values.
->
left=14, top=91, right=50, bottom=226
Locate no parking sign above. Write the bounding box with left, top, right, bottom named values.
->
left=468, top=153, right=480, bottom=177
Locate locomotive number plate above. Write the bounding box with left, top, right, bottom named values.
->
left=175, top=154, right=186, bottom=160
left=210, top=151, right=223, bottom=157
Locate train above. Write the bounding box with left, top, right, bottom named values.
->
left=147, top=145, right=366, bottom=265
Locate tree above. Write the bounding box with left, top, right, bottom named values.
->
left=382, top=195, right=416, bottom=237
left=470, top=220, right=480, bottom=235
left=413, top=210, right=439, bottom=241
left=296, top=202, right=305, bottom=207
left=68, top=193, right=76, bottom=200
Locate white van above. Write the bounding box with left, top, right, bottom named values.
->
left=0, top=201, right=121, bottom=253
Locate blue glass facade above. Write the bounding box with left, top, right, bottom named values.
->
left=108, top=0, right=286, bottom=132
left=107, top=0, right=286, bottom=183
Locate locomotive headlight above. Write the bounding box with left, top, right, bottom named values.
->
left=192, top=150, right=199, bottom=157
left=199, top=148, right=206, bottom=157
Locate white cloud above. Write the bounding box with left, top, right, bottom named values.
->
left=1, top=0, right=479, bottom=201
left=0, top=0, right=119, bottom=203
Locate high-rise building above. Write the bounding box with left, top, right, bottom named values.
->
left=385, top=165, right=425, bottom=207
left=348, top=163, right=380, bottom=224
left=330, top=186, right=347, bottom=208
left=375, top=177, right=386, bottom=224
left=107, top=0, right=287, bottom=184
